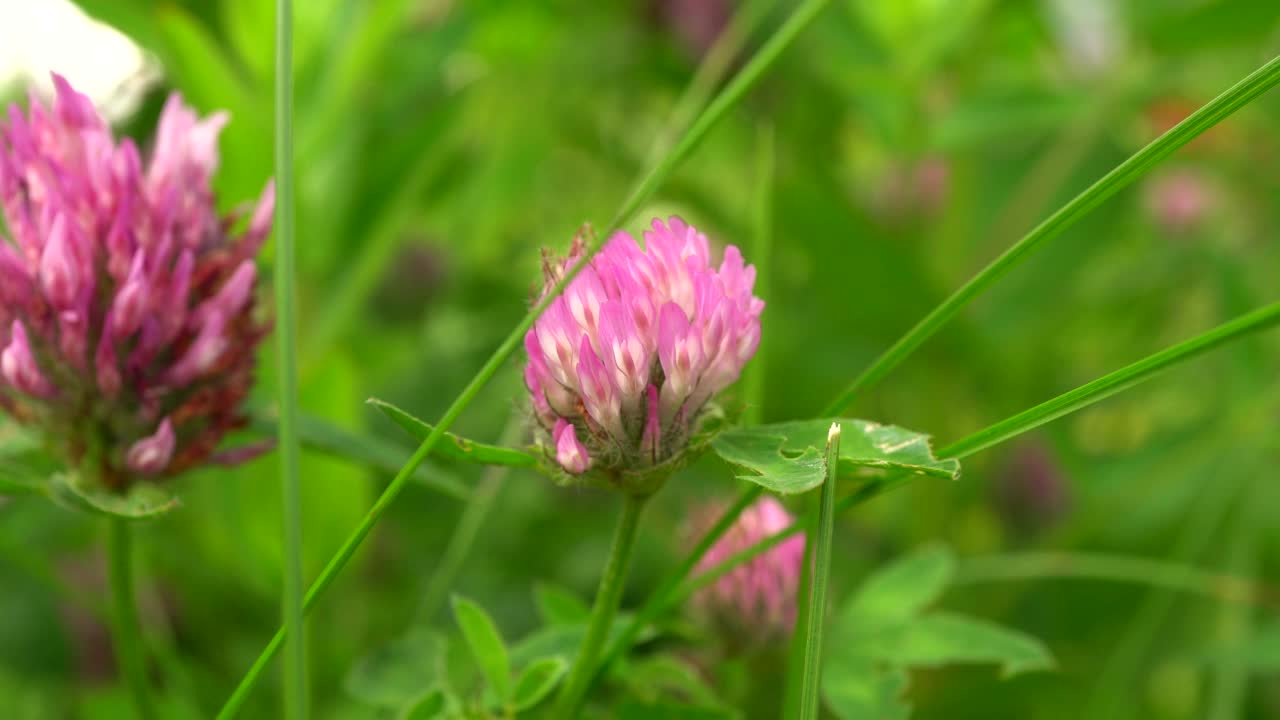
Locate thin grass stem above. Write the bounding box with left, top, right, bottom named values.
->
left=108, top=519, right=155, bottom=720
left=274, top=0, right=307, bottom=717
left=798, top=424, right=840, bottom=720
left=824, top=54, right=1280, bottom=415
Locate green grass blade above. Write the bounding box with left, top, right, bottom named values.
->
left=954, top=552, right=1272, bottom=607
left=214, top=1, right=829, bottom=715
left=798, top=424, right=840, bottom=720
left=824, top=54, right=1280, bottom=415
left=608, top=0, right=831, bottom=230
left=939, top=301, right=1280, bottom=459
left=643, top=0, right=774, bottom=165
left=274, top=0, right=307, bottom=717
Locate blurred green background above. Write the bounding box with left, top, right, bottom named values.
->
left=2, top=0, right=1279, bottom=718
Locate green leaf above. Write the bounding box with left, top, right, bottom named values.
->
left=821, top=662, right=910, bottom=720
left=397, top=688, right=446, bottom=720
left=711, top=419, right=960, bottom=494
left=853, top=612, right=1055, bottom=678
left=510, top=615, right=641, bottom=668
left=48, top=474, right=179, bottom=520
left=534, top=583, right=591, bottom=626
left=511, top=656, right=567, bottom=711
left=842, top=544, right=955, bottom=627
left=370, top=399, right=537, bottom=468
left=345, top=627, right=443, bottom=708
left=451, top=596, right=512, bottom=701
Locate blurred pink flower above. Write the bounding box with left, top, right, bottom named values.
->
left=1145, top=170, right=1213, bottom=235
left=0, top=74, right=272, bottom=489
left=693, top=496, right=805, bottom=633
left=525, top=217, right=763, bottom=481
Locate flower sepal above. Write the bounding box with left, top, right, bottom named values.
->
left=535, top=402, right=732, bottom=498
left=47, top=469, right=180, bottom=520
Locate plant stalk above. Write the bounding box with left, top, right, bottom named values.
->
left=107, top=518, right=155, bottom=720
left=274, top=0, right=307, bottom=717
left=554, top=494, right=648, bottom=719
left=798, top=423, right=839, bottom=719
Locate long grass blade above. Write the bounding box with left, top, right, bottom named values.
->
left=673, top=301, right=1280, bottom=624
left=824, top=54, right=1280, bottom=415
left=798, top=424, right=840, bottom=720
left=939, top=301, right=1280, bottom=459
left=274, top=0, right=307, bottom=717
left=954, top=551, right=1276, bottom=608
left=215, top=2, right=830, bottom=715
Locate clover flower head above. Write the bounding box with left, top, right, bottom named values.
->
left=524, top=217, right=763, bottom=488
left=693, top=496, right=805, bottom=633
left=0, top=74, right=273, bottom=490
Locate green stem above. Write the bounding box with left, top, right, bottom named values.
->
left=823, top=54, right=1280, bottom=416
left=107, top=519, right=155, bottom=720
left=798, top=424, right=840, bottom=720
left=553, top=494, right=647, bottom=719
left=598, top=486, right=761, bottom=677
left=274, top=0, right=307, bottom=717
left=215, top=1, right=828, bottom=714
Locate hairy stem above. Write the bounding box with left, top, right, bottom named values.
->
left=554, top=494, right=648, bottom=719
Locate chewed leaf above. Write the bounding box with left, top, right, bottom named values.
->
left=369, top=399, right=537, bottom=468
left=48, top=473, right=179, bottom=519
left=711, top=418, right=960, bottom=494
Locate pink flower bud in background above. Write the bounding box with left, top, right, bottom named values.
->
left=0, top=74, right=271, bottom=490
left=525, top=217, right=763, bottom=487
left=692, top=496, right=805, bottom=634
left=1144, top=170, right=1214, bottom=235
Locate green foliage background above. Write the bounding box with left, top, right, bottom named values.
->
left=2, top=0, right=1279, bottom=718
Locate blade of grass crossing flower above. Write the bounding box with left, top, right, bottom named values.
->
left=824, top=54, right=1280, bottom=415
left=216, top=1, right=831, bottom=714
left=274, top=0, right=307, bottom=717
left=799, top=423, right=840, bottom=720
left=939, top=301, right=1280, bottom=459
left=667, top=301, right=1280, bottom=633
left=108, top=519, right=156, bottom=720
left=645, top=0, right=774, bottom=165
left=608, top=0, right=831, bottom=230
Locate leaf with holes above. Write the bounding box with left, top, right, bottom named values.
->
left=711, top=419, right=959, bottom=494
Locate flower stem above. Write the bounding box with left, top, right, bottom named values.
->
left=107, top=518, right=155, bottom=720
left=553, top=494, right=647, bottom=719
left=798, top=424, right=839, bottom=720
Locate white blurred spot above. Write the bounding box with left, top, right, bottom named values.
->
left=0, top=0, right=156, bottom=120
